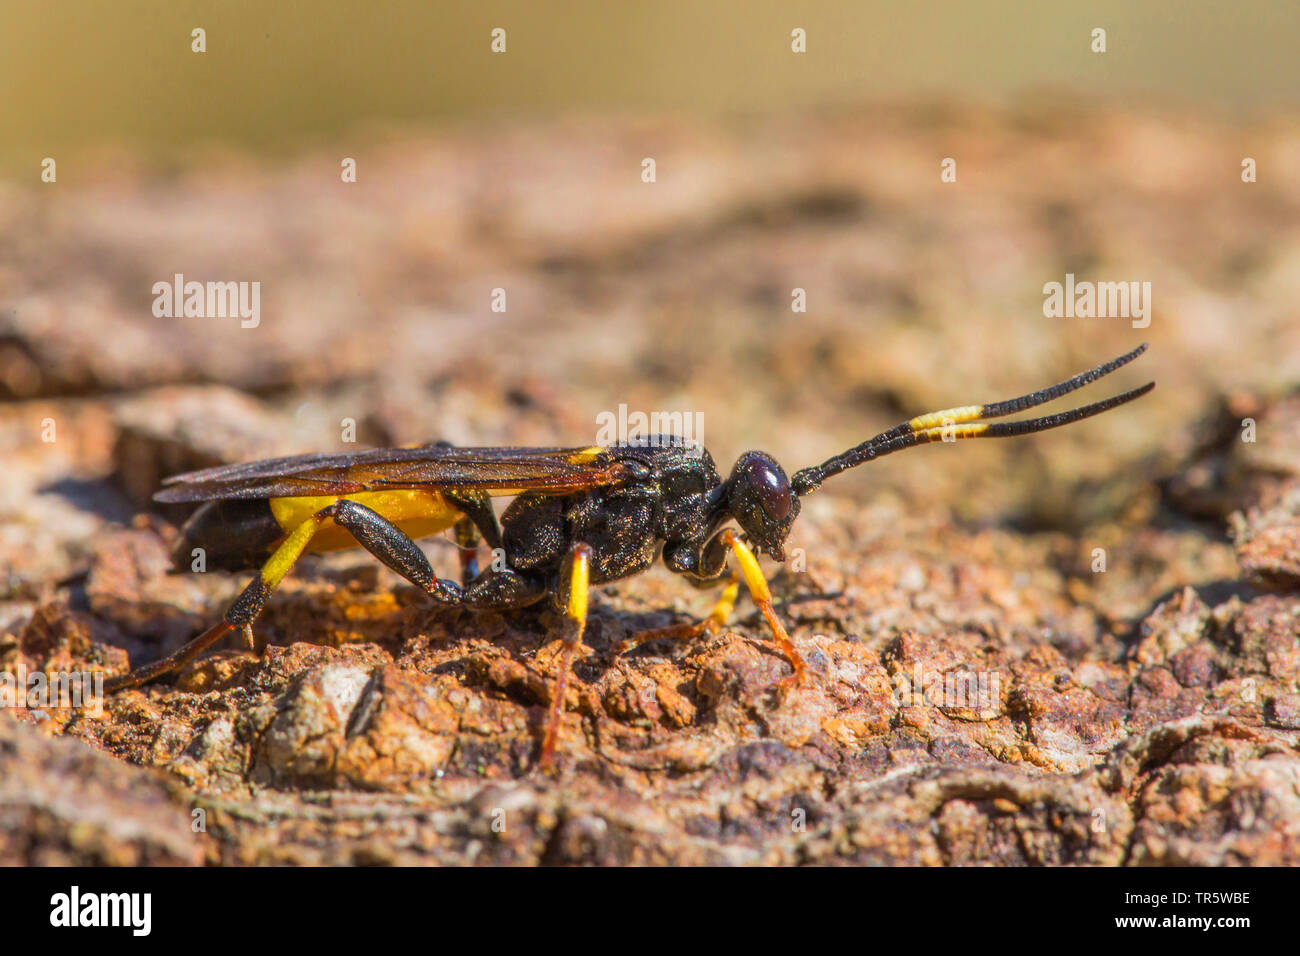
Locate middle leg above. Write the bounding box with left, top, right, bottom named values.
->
left=539, top=542, right=592, bottom=767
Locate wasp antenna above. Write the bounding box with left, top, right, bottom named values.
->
left=791, top=346, right=1152, bottom=495
left=968, top=342, right=1147, bottom=419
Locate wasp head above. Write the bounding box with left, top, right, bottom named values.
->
left=725, top=450, right=800, bottom=561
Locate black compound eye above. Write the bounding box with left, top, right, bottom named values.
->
left=747, top=459, right=792, bottom=521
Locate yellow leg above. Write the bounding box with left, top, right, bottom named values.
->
left=261, top=514, right=326, bottom=587
left=718, top=529, right=806, bottom=686
left=540, top=543, right=592, bottom=767
left=104, top=513, right=328, bottom=692
left=615, top=570, right=740, bottom=654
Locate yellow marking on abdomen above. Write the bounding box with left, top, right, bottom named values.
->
left=909, top=405, right=985, bottom=431
left=269, top=489, right=462, bottom=554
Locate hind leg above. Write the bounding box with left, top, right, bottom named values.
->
left=106, top=500, right=468, bottom=692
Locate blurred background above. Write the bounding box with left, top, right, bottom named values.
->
left=5, top=1, right=1300, bottom=160
left=2, top=0, right=1299, bottom=598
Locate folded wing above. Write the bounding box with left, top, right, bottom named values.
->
left=154, top=444, right=619, bottom=503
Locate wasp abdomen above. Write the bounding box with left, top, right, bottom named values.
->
left=173, top=499, right=285, bottom=572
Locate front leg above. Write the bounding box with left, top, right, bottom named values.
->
left=714, top=529, right=806, bottom=686
left=616, top=568, right=740, bottom=654
left=654, top=530, right=805, bottom=684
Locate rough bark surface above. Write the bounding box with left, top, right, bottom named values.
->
left=2, top=104, right=1298, bottom=865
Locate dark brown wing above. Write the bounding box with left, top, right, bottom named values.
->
left=153, top=444, right=620, bottom=503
